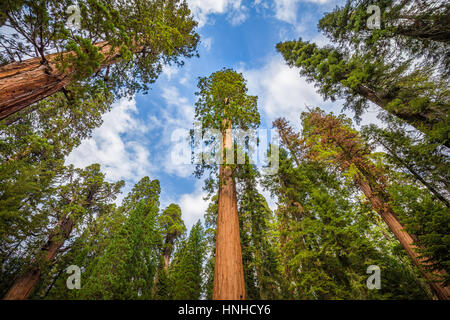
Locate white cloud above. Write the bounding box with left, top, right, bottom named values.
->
left=272, top=0, right=332, bottom=27
left=65, top=97, right=152, bottom=183
left=241, top=55, right=325, bottom=129
left=229, top=6, right=249, bottom=26
left=202, top=37, right=213, bottom=51
left=187, top=0, right=248, bottom=27
left=162, top=64, right=179, bottom=80
left=178, top=182, right=210, bottom=230
left=150, top=86, right=197, bottom=178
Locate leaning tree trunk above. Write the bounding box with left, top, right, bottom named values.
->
left=213, top=119, right=246, bottom=300
left=356, top=177, right=450, bottom=300
left=355, top=84, right=450, bottom=148
left=3, top=216, right=74, bottom=300
left=0, top=41, right=122, bottom=120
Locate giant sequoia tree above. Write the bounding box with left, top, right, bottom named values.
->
left=301, top=109, right=450, bottom=300
left=193, top=69, right=260, bottom=300
left=2, top=164, right=123, bottom=300
left=0, top=0, right=199, bottom=120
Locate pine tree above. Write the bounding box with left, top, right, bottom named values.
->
left=0, top=0, right=199, bottom=120
left=236, top=162, right=282, bottom=299
left=0, top=91, right=112, bottom=254
left=318, top=0, right=450, bottom=74
left=153, top=203, right=186, bottom=299
left=276, top=39, right=450, bottom=147
left=159, top=204, right=186, bottom=272
left=361, top=115, right=449, bottom=207
left=269, top=117, right=431, bottom=299
left=76, top=177, right=162, bottom=299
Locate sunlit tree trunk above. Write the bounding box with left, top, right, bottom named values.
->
left=213, top=118, right=246, bottom=300
left=356, top=176, right=450, bottom=300
left=0, top=42, right=121, bottom=120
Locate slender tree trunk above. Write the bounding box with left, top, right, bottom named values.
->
left=356, top=177, right=450, bottom=300
left=3, top=216, right=74, bottom=300
left=378, top=140, right=449, bottom=207
left=213, top=119, right=246, bottom=300
left=355, top=84, right=450, bottom=148
left=0, top=41, right=122, bottom=120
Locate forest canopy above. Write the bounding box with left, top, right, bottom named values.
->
left=0, top=0, right=448, bottom=301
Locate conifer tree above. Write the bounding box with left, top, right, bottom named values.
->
left=236, top=162, right=282, bottom=299
left=159, top=204, right=186, bottom=272
left=153, top=203, right=185, bottom=299
left=0, top=91, right=112, bottom=253
left=170, top=221, right=205, bottom=300
left=361, top=116, right=449, bottom=207
left=270, top=118, right=432, bottom=299
left=193, top=69, right=259, bottom=299
left=0, top=0, right=199, bottom=120
left=76, top=177, right=162, bottom=299
left=276, top=39, right=449, bottom=147
left=318, top=0, right=449, bottom=74
left=301, top=109, right=450, bottom=299
left=2, top=164, right=123, bottom=299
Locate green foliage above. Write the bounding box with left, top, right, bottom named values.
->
left=169, top=221, right=206, bottom=300
left=194, top=68, right=259, bottom=131
left=66, top=177, right=162, bottom=299
left=265, top=116, right=431, bottom=299
left=0, top=0, right=199, bottom=116
left=276, top=39, right=450, bottom=147
left=318, top=0, right=450, bottom=75
left=236, top=163, right=283, bottom=299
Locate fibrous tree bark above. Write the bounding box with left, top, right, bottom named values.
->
left=3, top=216, right=74, bottom=300
left=0, top=42, right=120, bottom=120
left=213, top=117, right=246, bottom=300
left=305, top=111, right=450, bottom=300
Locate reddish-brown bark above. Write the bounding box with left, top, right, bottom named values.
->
left=3, top=216, right=74, bottom=300
left=0, top=41, right=121, bottom=120
left=307, top=111, right=449, bottom=300
left=356, top=177, right=450, bottom=300
left=213, top=119, right=246, bottom=300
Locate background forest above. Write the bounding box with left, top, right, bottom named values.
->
left=0, top=0, right=448, bottom=300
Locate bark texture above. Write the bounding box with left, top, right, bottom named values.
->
left=3, top=216, right=74, bottom=300
left=356, top=176, right=450, bottom=300
left=0, top=41, right=119, bottom=120
left=213, top=120, right=246, bottom=300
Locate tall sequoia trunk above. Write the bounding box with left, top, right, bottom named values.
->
left=356, top=176, right=450, bottom=300
left=307, top=111, right=450, bottom=300
left=213, top=119, right=246, bottom=300
left=0, top=41, right=123, bottom=120
left=3, top=216, right=74, bottom=300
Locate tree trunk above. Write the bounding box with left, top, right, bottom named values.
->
left=213, top=119, right=246, bottom=300
left=0, top=41, right=121, bottom=120
left=378, top=140, right=449, bottom=207
left=356, top=84, right=450, bottom=148
left=3, top=216, right=74, bottom=300
left=356, top=177, right=450, bottom=300
left=163, top=254, right=170, bottom=272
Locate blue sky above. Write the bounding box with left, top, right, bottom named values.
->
left=66, top=0, right=382, bottom=229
